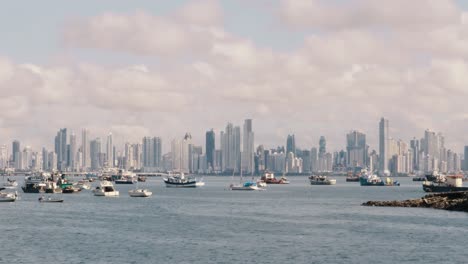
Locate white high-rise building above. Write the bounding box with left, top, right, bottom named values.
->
left=171, top=133, right=192, bottom=173
left=221, top=123, right=241, bottom=173
left=69, top=133, right=77, bottom=171
left=82, top=129, right=90, bottom=169
left=379, top=118, right=389, bottom=174
left=0, top=145, right=7, bottom=168
left=106, top=133, right=113, bottom=167
left=242, top=119, right=254, bottom=174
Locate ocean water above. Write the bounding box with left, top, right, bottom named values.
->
left=1, top=176, right=468, bottom=264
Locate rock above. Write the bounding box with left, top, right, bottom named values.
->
left=362, top=191, right=468, bottom=212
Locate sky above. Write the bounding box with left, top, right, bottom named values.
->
left=1, top=0, right=468, bottom=153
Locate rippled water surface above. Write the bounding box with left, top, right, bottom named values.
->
left=1, top=176, right=468, bottom=264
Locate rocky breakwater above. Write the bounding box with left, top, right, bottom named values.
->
left=362, top=191, right=468, bottom=212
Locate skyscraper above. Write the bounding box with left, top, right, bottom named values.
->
left=319, top=136, right=326, bottom=155
left=242, top=119, right=254, bottom=174
left=286, top=134, right=296, bottom=155
left=106, top=133, right=113, bottom=167
left=205, top=129, right=215, bottom=169
left=142, top=137, right=162, bottom=170
left=90, top=138, right=102, bottom=170
left=69, top=133, right=77, bottom=170
left=379, top=118, right=389, bottom=174
left=464, top=146, right=468, bottom=171
left=410, top=138, right=420, bottom=171
left=220, top=123, right=241, bottom=173
left=82, top=129, right=90, bottom=169
left=54, top=128, right=67, bottom=170
left=12, top=140, right=20, bottom=166
left=346, top=131, right=367, bottom=168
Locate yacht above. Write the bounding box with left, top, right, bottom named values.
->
left=93, top=181, right=119, bottom=196
left=0, top=191, right=17, bottom=202
left=128, top=189, right=153, bottom=197
left=21, top=173, right=49, bottom=193
left=309, top=175, right=337, bottom=185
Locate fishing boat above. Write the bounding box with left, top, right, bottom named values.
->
left=422, top=175, right=468, bottom=192
left=93, top=181, right=119, bottom=196
left=309, top=175, right=337, bottom=185
left=38, top=196, right=64, bottom=203
left=128, top=189, right=152, bottom=197
left=113, top=170, right=137, bottom=184
left=346, top=171, right=360, bottom=182
left=163, top=173, right=201, bottom=188
left=260, top=171, right=289, bottom=184
left=21, top=173, right=49, bottom=193
left=0, top=191, right=17, bottom=202
left=360, top=174, right=400, bottom=186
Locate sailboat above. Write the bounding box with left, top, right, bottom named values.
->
left=229, top=155, right=263, bottom=191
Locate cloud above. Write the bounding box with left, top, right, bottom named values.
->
left=2, top=0, right=468, bottom=152
left=62, top=0, right=224, bottom=57
left=279, top=0, right=461, bottom=31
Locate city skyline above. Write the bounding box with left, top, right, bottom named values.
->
left=0, top=117, right=465, bottom=176
left=1, top=1, right=468, bottom=152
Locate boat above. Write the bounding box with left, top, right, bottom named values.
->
left=309, top=175, right=337, bottom=185
left=128, top=189, right=152, bottom=197
left=229, top=181, right=262, bottom=191
left=260, top=171, right=289, bottom=184
left=256, top=179, right=267, bottom=188
left=21, top=173, right=49, bottom=193
left=0, top=191, right=17, bottom=202
left=62, top=186, right=81, bottom=194
left=75, top=180, right=91, bottom=190
left=2, top=178, right=18, bottom=188
left=422, top=175, right=468, bottom=192
left=38, top=196, right=64, bottom=203
left=163, top=173, right=200, bottom=188
left=412, top=176, right=427, bottom=181
left=93, top=181, right=119, bottom=196
left=113, top=170, right=137, bottom=184
left=137, top=176, right=146, bottom=182
left=360, top=174, right=400, bottom=186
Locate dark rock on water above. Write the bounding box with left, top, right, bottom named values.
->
left=362, top=191, right=468, bottom=212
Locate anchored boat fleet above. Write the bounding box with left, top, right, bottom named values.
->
left=2, top=167, right=468, bottom=203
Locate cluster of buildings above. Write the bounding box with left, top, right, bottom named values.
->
left=0, top=118, right=466, bottom=175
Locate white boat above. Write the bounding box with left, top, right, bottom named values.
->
left=309, top=175, right=337, bottom=185
left=2, top=178, right=18, bottom=188
left=256, top=180, right=267, bottom=188
left=0, top=191, right=17, bottom=202
left=128, top=189, right=153, bottom=197
left=75, top=180, right=91, bottom=190
left=93, top=181, right=119, bottom=196
left=230, top=181, right=262, bottom=191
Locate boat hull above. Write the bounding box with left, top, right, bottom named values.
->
left=310, top=180, right=336, bottom=185
left=94, top=191, right=119, bottom=196
left=0, top=198, right=16, bottom=202
left=128, top=190, right=152, bottom=197
left=422, top=185, right=468, bottom=193
left=163, top=179, right=198, bottom=188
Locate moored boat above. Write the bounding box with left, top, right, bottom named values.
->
left=2, top=178, right=18, bottom=188
left=38, top=196, right=64, bottom=203
left=360, top=174, right=400, bottom=186
left=229, top=181, right=262, bottom=191
left=422, top=175, right=468, bottom=192
left=0, top=191, right=17, bottom=202
left=260, top=172, right=289, bottom=184
left=128, top=189, right=152, bottom=197
left=309, top=175, right=337, bottom=185
left=163, top=173, right=200, bottom=188
left=93, top=181, right=119, bottom=196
